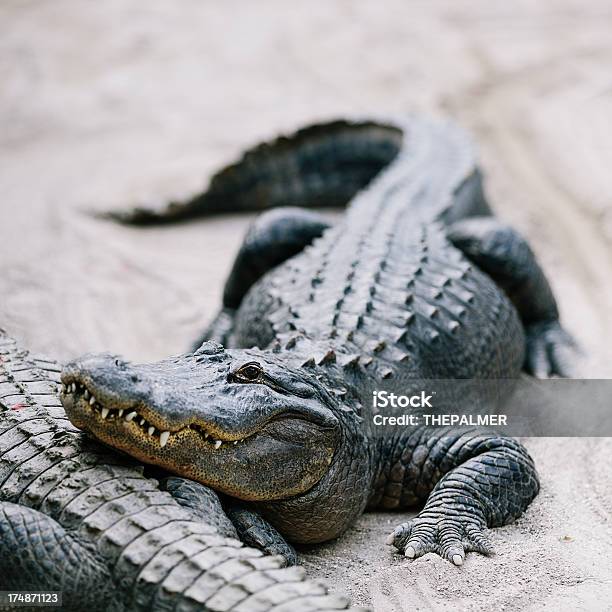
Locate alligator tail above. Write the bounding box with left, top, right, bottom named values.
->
left=104, top=118, right=405, bottom=225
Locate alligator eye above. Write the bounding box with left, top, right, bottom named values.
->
left=232, top=362, right=263, bottom=383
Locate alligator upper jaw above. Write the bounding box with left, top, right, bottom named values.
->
left=61, top=372, right=339, bottom=501
left=60, top=378, right=253, bottom=451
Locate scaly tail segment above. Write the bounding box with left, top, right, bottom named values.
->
left=105, top=119, right=403, bottom=225
left=0, top=329, right=359, bottom=611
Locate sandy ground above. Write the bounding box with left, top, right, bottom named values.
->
left=2, top=1, right=612, bottom=610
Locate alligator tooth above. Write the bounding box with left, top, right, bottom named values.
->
left=233, top=440, right=238, bottom=445
left=70, top=383, right=76, bottom=393
left=89, top=396, right=96, bottom=406
left=148, top=426, right=155, bottom=436
left=214, top=440, right=222, bottom=450
left=159, top=431, right=170, bottom=448
left=118, top=409, right=124, bottom=417
left=125, top=411, right=137, bottom=422
left=101, top=407, right=109, bottom=419
left=139, top=417, right=146, bottom=426
left=204, top=432, right=209, bottom=439
left=84, top=389, right=90, bottom=399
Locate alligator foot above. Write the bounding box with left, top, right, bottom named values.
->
left=226, top=505, right=298, bottom=566
left=524, top=320, right=580, bottom=378
left=386, top=514, right=494, bottom=566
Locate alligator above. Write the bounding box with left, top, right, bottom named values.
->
left=61, top=115, right=578, bottom=568
left=0, top=329, right=359, bottom=611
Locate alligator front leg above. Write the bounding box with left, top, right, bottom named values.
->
left=384, top=427, right=539, bottom=565
left=225, top=504, right=298, bottom=566
left=158, top=475, right=238, bottom=537
left=192, top=207, right=330, bottom=350
left=160, top=476, right=297, bottom=565
left=447, top=216, right=580, bottom=377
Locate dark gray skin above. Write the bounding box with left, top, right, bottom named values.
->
left=62, top=116, right=577, bottom=567
left=0, top=329, right=358, bottom=611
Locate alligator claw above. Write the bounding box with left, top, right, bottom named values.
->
left=387, top=517, right=494, bottom=565
left=525, top=320, right=581, bottom=378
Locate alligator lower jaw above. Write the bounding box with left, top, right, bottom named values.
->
left=60, top=380, right=249, bottom=451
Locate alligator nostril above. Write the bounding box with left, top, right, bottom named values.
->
left=130, top=374, right=139, bottom=383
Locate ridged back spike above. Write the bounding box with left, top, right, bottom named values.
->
left=194, top=341, right=225, bottom=356
left=285, top=336, right=299, bottom=349
left=339, top=354, right=361, bottom=369
left=372, top=341, right=386, bottom=353
left=317, top=350, right=337, bottom=365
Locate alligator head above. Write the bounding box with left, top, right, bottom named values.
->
left=60, top=341, right=345, bottom=503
